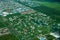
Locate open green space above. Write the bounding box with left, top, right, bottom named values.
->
left=0, top=34, right=18, bottom=40
left=39, top=2, right=60, bottom=11
left=38, top=2, right=60, bottom=23
left=29, top=2, right=60, bottom=23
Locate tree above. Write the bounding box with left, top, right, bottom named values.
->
left=3, top=12, right=54, bottom=40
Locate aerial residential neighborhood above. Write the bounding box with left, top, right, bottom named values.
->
left=0, top=0, right=60, bottom=40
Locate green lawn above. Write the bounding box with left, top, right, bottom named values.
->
left=0, top=34, right=18, bottom=40
left=33, top=1, right=60, bottom=23
left=39, top=2, right=60, bottom=11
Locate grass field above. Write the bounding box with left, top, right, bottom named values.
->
left=33, top=1, right=60, bottom=23
left=39, top=2, right=60, bottom=23
left=39, top=2, right=60, bottom=11
left=0, top=34, right=18, bottom=40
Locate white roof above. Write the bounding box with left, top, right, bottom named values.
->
left=2, top=12, right=9, bottom=16
left=58, top=23, right=60, bottom=26
left=50, top=33, right=60, bottom=38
